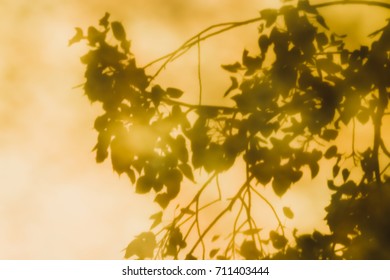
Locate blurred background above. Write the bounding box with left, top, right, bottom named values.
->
left=0, top=0, right=388, bottom=259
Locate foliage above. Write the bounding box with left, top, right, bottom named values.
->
left=71, top=1, right=390, bottom=259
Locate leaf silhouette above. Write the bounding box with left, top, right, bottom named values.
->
left=325, top=145, right=338, bottom=159
left=316, top=15, right=329, bottom=29
left=136, top=176, right=153, bottom=194
left=111, top=21, right=127, bottom=41
left=209, top=248, right=220, bottom=258
left=68, top=27, right=84, bottom=46
left=99, top=12, right=110, bottom=28
left=342, top=169, right=350, bottom=182
left=224, top=76, right=238, bottom=97
left=242, top=228, right=262, bottom=235
left=178, top=163, right=195, bottom=182
left=240, top=240, right=261, bottom=259
left=149, top=212, right=163, bottom=230
left=272, top=173, right=292, bottom=197
left=124, top=232, right=156, bottom=259
left=260, top=9, right=278, bottom=27
left=269, top=231, right=287, bottom=249
left=166, top=87, right=184, bottom=98
left=221, top=62, right=241, bottom=73
left=283, top=207, right=294, bottom=219
left=258, top=34, right=271, bottom=55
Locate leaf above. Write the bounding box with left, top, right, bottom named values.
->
left=290, top=170, right=303, bottom=183
left=87, top=26, right=102, bottom=46
left=163, top=169, right=183, bottom=198
left=357, top=109, right=370, bottom=124
left=209, top=248, right=220, bottom=258
left=240, top=240, right=261, bottom=259
left=165, top=228, right=186, bottom=257
left=68, top=27, right=84, bottom=46
left=221, top=62, right=241, bottom=73
left=223, top=76, right=238, bottom=97
left=272, top=173, right=292, bottom=197
left=316, top=15, right=329, bottom=29
left=260, top=9, right=278, bottom=27
left=181, top=208, right=195, bottom=215
left=211, top=235, right=220, bottom=242
left=258, top=34, right=270, bottom=55
left=149, top=211, right=163, bottom=230
left=252, top=162, right=273, bottom=185
left=242, top=49, right=262, bottom=75
left=154, top=193, right=170, bottom=209
left=321, top=129, right=338, bottom=141
left=185, top=254, right=197, bottom=260
left=124, top=232, right=156, bottom=259
left=178, top=163, right=195, bottom=182
left=342, top=169, right=350, bottom=181
left=332, top=164, right=340, bottom=178
left=94, top=130, right=111, bottom=163
left=151, top=85, right=164, bottom=107
left=325, top=145, right=338, bottom=159
left=126, top=168, right=136, bottom=184
left=283, top=207, right=294, bottom=219
left=111, top=21, right=127, bottom=41
left=269, top=231, right=287, bottom=249
left=309, top=162, right=320, bottom=178
left=99, top=12, right=110, bottom=28
left=242, top=228, right=262, bottom=235
left=94, top=115, right=108, bottom=132
left=136, top=176, right=153, bottom=194
left=327, top=180, right=337, bottom=190
left=166, top=87, right=184, bottom=98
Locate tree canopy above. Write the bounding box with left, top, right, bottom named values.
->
left=71, top=0, right=390, bottom=259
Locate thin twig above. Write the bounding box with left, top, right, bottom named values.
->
left=187, top=176, right=254, bottom=255
left=216, top=174, right=222, bottom=201
left=224, top=219, right=246, bottom=259
left=245, top=161, right=256, bottom=243
left=162, top=96, right=237, bottom=113
left=380, top=162, right=390, bottom=175
left=231, top=197, right=245, bottom=259
left=250, top=185, right=285, bottom=237
left=195, top=192, right=206, bottom=259
left=197, top=35, right=202, bottom=105
left=380, top=139, right=390, bottom=158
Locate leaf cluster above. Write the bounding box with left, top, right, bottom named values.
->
left=72, top=0, right=390, bottom=259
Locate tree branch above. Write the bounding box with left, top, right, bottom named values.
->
left=187, top=176, right=254, bottom=256
left=250, top=185, right=285, bottom=237
left=144, top=17, right=262, bottom=81
left=162, top=96, right=237, bottom=113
